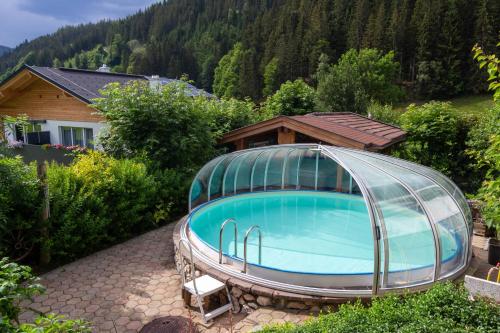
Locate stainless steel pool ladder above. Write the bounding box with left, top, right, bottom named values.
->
left=177, top=238, right=233, bottom=323
left=219, top=218, right=238, bottom=264
left=243, top=225, right=262, bottom=273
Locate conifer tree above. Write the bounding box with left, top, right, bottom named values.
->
left=347, top=0, right=369, bottom=50
left=262, top=57, right=280, bottom=97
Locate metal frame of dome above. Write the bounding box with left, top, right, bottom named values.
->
left=186, top=144, right=472, bottom=296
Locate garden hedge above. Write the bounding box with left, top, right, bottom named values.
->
left=259, top=283, right=499, bottom=333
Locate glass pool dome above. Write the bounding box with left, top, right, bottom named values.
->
left=187, top=144, right=472, bottom=295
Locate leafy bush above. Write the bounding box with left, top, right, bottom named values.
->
left=17, top=314, right=91, bottom=332
left=0, top=157, right=41, bottom=261
left=473, top=42, right=500, bottom=102
left=94, top=81, right=216, bottom=171
left=398, top=102, right=473, bottom=183
left=466, top=105, right=500, bottom=191
left=315, top=49, right=404, bottom=114
left=0, top=257, right=44, bottom=323
left=259, top=283, right=499, bottom=333
left=147, top=166, right=191, bottom=220
left=47, top=152, right=158, bottom=262
left=262, top=79, right=316, bottom=117
left=205, top=97, right=258, bottom=135
left=474, top=134, right=500, bottom=237
left=0, top=258, right=90, bottom=332
left=367, top=102, right=401, bottom=126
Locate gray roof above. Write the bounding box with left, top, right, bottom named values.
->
left=16, top=65, right=212, bottom=103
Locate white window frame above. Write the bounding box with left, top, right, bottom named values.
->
left=59, top=126, right=93, bottom=148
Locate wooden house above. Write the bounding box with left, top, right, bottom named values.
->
left=0, top=64, right=209, bottom=148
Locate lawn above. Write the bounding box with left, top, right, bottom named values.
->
left=395, top=94, right=494, bottom=116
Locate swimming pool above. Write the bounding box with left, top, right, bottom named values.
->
left=180, top=144, right=471, bottom=296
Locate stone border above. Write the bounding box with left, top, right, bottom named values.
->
left=173, top=217, right=367, bottom=313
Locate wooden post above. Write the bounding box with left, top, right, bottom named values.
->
left=235, top=138, right=245, bottom=151
left=278, top=128, right=296, bottom=144
left=37, top=162, right=51, bottom=266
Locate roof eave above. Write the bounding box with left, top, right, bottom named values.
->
left=25, top=65, right=92, bottom=104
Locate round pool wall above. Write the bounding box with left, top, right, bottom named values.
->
left=182, top=144, right=472, bottom=297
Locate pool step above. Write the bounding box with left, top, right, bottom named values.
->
left=204, top=303, right=233, bottom=321
left=178, top=239, right=233, bottom=324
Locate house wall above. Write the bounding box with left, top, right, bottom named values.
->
left=0, top=75, right=105, bottom=147
left=0, top=78, right=103, bottom=122
left=43, top=120, right=104, bottom=146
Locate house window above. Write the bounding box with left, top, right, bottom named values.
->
left=59, top=126, right=94, bottom=148
left=14, top=123, right=44, bottom=143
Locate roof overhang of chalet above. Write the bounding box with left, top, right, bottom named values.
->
left=0, top=64, right=213, bottom=106
left=220, top=113, right=406, bottom=150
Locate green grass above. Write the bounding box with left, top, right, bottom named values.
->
left=395, top=94, right=494, bottom=116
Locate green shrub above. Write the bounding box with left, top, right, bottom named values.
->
left=0, top=157, right=41, bottom=261
left=47, top=152, right=158, bottom=262
left=367, top=102, right=401, bottom=126
left=398, top=102, right=474, bottom=186
left=147, top=166, right=192, bottom=220
left=17, top=314, right=91, bottom=332
left=315, top=49, right=404, bottom=114
left=258, top=283, right=499, bottom=333
left=0, top=258, right=90, bottom=332
left=466, top=105, right=500, bottom=190
left=205, top=97, right=258, bottom=135
left=474, top=134, right=500, bottom=237
left=0, top=257, right=44, bottom=323
left=93, top=81, right=216, bottom=171
left=262, top=79, right=316, bottom=117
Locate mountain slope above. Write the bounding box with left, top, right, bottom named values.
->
left=0, top=0, right=498, bottom=99
left=0, top=45, right=11, bottom=57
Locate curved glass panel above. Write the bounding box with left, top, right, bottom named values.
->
left=190, top=156, right=224, bottom=209
left=209, top=155, right=237, bottom=200
left=332, top=149, right=435, bottom=287
left=252, top=150, right=273, bottom=191
left=235, top=151, right=261, bottom=193
left=266, top=148, right=288, bottom=189
left=317, top=153, right=338, bottom=191
left=352, top=150, right=472, bottom=226
left=342, top=150, right=468, bottom=278
left=223, top=154, right=246, bottom=196
left=283, top=149, right=305, bottom=189
left=298, top=149, right=317, bottom=189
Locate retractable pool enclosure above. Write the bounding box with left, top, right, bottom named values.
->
left=185, top=144, right=472, bottom=296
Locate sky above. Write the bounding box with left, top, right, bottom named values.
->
left=0, top=0, right=160, bottom=48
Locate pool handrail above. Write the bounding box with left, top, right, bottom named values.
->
left=219, top=218, right=238, bottom=264
left=243, top=225, right=262, bottom=273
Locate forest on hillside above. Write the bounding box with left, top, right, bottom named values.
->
left=0, top=0, right=498, bottom=101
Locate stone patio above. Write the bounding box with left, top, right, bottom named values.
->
left=19, top=223, right=494, bottom=332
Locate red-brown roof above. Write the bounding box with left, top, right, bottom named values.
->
left=221, top=112, right=406, bottom=150
left=291, top=112, right=405, bottom=148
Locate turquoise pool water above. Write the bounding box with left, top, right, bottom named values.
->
left=189, top=191, right=459, bottom=275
